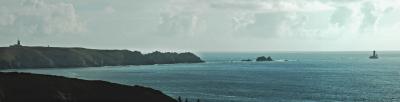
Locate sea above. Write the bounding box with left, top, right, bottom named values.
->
left=3, top=51, right=400, bottom=102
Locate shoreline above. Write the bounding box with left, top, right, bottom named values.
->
left=0, top=62, right=206, bottom=71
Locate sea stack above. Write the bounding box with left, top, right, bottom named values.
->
left=256, top=56, right=273, bottom=61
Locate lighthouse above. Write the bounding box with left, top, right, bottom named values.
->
left=369, top=50, right=378, bottom=59
left=17, top=40, right=21, bottom=46
left=10, top=40, right=23, bottom=47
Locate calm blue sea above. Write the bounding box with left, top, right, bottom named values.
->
left=4, top=52, right=400, bottom=102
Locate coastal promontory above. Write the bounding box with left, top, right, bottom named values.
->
left=0, top=46, right=204, bottom=69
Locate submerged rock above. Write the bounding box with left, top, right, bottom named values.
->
left=241, top=59, right=252, bottom=61
left=256, top=56, right=273, bottom=61
left=0, top=72, right=177, bottom=102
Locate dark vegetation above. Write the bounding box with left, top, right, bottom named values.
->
left=0, top=72, right=177, bottom=102
left=0, top=46, right=204, bottom=69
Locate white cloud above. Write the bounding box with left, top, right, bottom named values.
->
left=104, top=6, right=116, bottom=14
left=157, top=0, right=209, bottom=36
left=0, top=13, right=15, bottom=26
left=158, top=0, right=337, bottom=37
left=0, top=0, right=85, bottom=36
left=209, top=0, right=335, bottom=13
left=232, top=12, right=255, bottom=31
left=2, top=0, right=400, bottom=51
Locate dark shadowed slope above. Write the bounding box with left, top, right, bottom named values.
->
left=0, top=46, right=204, bottom=69
left=0, top=72, right=177, bottom=102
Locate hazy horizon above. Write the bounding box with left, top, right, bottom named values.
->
left=1, top=0, right=400, bottom=52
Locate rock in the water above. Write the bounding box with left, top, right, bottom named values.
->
left=256, top=56, right=273, bottom=61
left=0, top=72, right=177, bottom=102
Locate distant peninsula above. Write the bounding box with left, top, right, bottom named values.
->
left=0, top=72, right=177, bottom=102
left=0, top=43, right=204, bottom=69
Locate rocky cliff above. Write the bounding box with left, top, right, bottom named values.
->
left=0, top=46, right=204, bottom=69
left=0, top=72, right=177, bottom=102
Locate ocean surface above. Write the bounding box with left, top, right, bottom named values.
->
left=3, top=52, right=400, bottom=102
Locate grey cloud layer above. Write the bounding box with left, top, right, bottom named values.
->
left=159, top=0, right=400, bottom=39
left=1, top=0, right=399, bottom=51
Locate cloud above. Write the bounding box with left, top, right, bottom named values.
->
left=225, top=0, right=336, bottom=38
left=0, top=0, right=85, bottom=36
left=157, top=0, right=209, bottom=36
left=209, top=0, right=335, bottom=13
left=324, top=0, right=400, bottom=36
left=104, top=6, right=115, bottom=14
left=157, top=0, right=338, bottom=38
left=330, top=7, right=352, bottom=27
left=157, top=0, right=400, bottom=41
left=0, top=13, right=15, bottom=26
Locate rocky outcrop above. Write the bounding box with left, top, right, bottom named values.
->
left=145, top=51, right=204, bottom=64
left=0, top=72, right=177, bottom=102
left=0, top=47, right=204, bottom=69
left=256, top=56, right=273, bottom=61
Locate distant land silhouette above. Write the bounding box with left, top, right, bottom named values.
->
left=0, top=72, right=177, bottom=102
left=0, top=42, right=204, bottom=69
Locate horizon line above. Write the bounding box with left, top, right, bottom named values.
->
left=2, top=45, right=399, bottom=53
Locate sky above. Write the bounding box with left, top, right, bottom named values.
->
left=1, top=0, right=400, bottom=52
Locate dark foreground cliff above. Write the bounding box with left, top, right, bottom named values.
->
left=0, top=46, right=204, bottom=69
left=0, top=72, right=177, bottom=102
